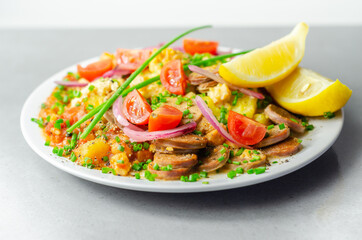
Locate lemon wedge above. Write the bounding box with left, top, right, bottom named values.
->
left=219, top=22, right=309, bottom=88
left=266, top=67, right=352, bottom=116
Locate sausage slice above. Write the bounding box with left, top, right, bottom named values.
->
left=198, top=145, right=230, bottom=172
left=253, top=125, right=290, bottom=148
left=224, top=149, right=267, bottom=171
left=154, top=134, right=207, bottom=150
left=263, top=137, right=301, bottom=157
left=153, top=152, right=198, bottom=169
left=148, top=162, right=190, bottom=180
left=265, top=104, right=305, bottom=133
left=155, top=145, right=199, bottom=154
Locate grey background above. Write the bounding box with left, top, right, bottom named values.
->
left=0, top=27, right=361, bottom=240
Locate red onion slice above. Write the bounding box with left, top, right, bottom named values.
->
left=188, top=65, right=264, bottom=99
left=194, top=96, right=251, bottom=149
left=54, top=81, right=88, bottom=87
left=102, top=67, right=131, bottom=78
left=123, top=122, right=197, bottom=142
left=112, top=96, right=144, bottom=131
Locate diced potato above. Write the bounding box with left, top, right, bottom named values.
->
left=253, top=113, right=271, bottom=125
left=74, top=138, right=110, bottom=167
left=201, top=95, right=221, bottom=118
left=109, top=152, right=131, bottom=176
left=205, top=129, right=225, bottom=146
left=230, top=94, right=257, bottom=118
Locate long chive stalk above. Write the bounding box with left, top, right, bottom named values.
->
left=66, top=103, right=105, bottom=133
left=67, top=49, right=253, bottom=133
left=79, top=25, right=212, bottom=139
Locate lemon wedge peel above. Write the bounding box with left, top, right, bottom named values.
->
left=219, top=22, right=309, bottom=88
left=266, top=68, right=352, bottom=116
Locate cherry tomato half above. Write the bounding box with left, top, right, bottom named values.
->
left=122, top=90, right=152, bottom=125
left=160, top=60, right=187, bottom=95
left=227, top=110, right=266, bottom=146
left=77, top=59, right=113, bottom=81
left=183, top=38, right=219, bottom=55
left=116, top=49, right=152, bottom=71
left=148, top=105, right=183, bottom=132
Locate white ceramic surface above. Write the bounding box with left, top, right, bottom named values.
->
left=20, top=52, right=344, bottom=193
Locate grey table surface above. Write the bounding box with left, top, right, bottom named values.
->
left=0, top=26, right=361, bottom=240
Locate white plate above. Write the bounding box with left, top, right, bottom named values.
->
left=20, top=49, right=344, bottom=193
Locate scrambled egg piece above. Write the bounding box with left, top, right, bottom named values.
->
left=207, top=83, right=232, bottom=106
left=149, top=48, right=186, bottom=73
left=71, top=78, right=122, bottom=107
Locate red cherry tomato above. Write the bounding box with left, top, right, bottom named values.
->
left=116, top=49, right=152, bottom=71
left=148, top=105, right=183, bottom=132
left=183, top=38, right=219, bottom=55
left=77, top=59, right=113, bottom=81
left=122, top=90, right=152, bottom=125
left=227, top=110, right=266, bottom=146
left=160, top=60, right=187, bottom=95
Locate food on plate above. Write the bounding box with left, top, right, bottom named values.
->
left=32, top=23, right=351, bottom=182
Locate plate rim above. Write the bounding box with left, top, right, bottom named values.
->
left=20, top=49, right=345, bottom=193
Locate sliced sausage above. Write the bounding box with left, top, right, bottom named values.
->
left=154, top=152, right=198, bottom=169
left=265, top=104, right=305, bottom=133
left=148, top=162, right=190, bottom=180
left=188, top=66, right=219, bottom=85
left=155, top=134, right=207, bottom=150
left=155, top=145, right=199, bottom=154
left=224, top=149, right=267, bottom=171
left=253, top=125, right=290, bottom=148
left=263, top=137, right=301, bottom=157
left=198, top=145, right=230, bottom=172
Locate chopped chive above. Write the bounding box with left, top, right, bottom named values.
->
left=135, top=173, right=141, bottom=179
left=297, top=139, right=303, bottom=143
left=52, top=146, right=59, bottom=154
left=323, top=111, right=335, bottom=119
left=65, top=120, right=70, bottom=128
left=57, top=148, right=64, bottom=157
left=193, top=130, right=202, bottom=136
left=217, top=156, right=225, bottom=162
left=247, top=169, right=254, bottom=174
left=227, top=170, right=236, bottom=179
left=243, top=160, right=248, bottom=163
left=306, top=124, right=314, bottom=131
left=255, top=167, right=266, bottom=175
left=70, top=152, right=77, bottom=162
left=220, top=148, right=226, bottom=154
left=253, top=150, right=260, bottom=155
left=86, top=104, right=94, bottom=111
left=188, top=114, right=193, bottom=119
left=290, top=118, right=299, bottom=123
left=88, top=85, right=95, bottom=91
left=230, top=150, right=234, bottom=158
left=202, top=181, right=209, bottom=184
left=272, top=161, right=278, bottom=164
left=44, top=141, right=50, bottom=146
left=223, top=143, right=229, bottom=148
left=232, top=161, right=241, bottom=165
left=267, top=124, right=274, bottom=130
left=102, top=156, right=109, bottom=162
left=118, top=145, right=125, bottom=152
left=117, top=160, right=124, bottom=164
left=143, top=142, right=150, bottom=150
left=101, top=167, right=116, bottom=175
left=115, top=136, right=121, bottom=143
left=200, top=171, right=208, bottom=178
left=235, top=148, right=245, bottom=156
left=235, top=167, right=244, bottom=174
left=182, top=109, right=190, bottom=116
left=278, top=123, right=285, bottom=130
left=154, top=163, right=160, bottom=170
